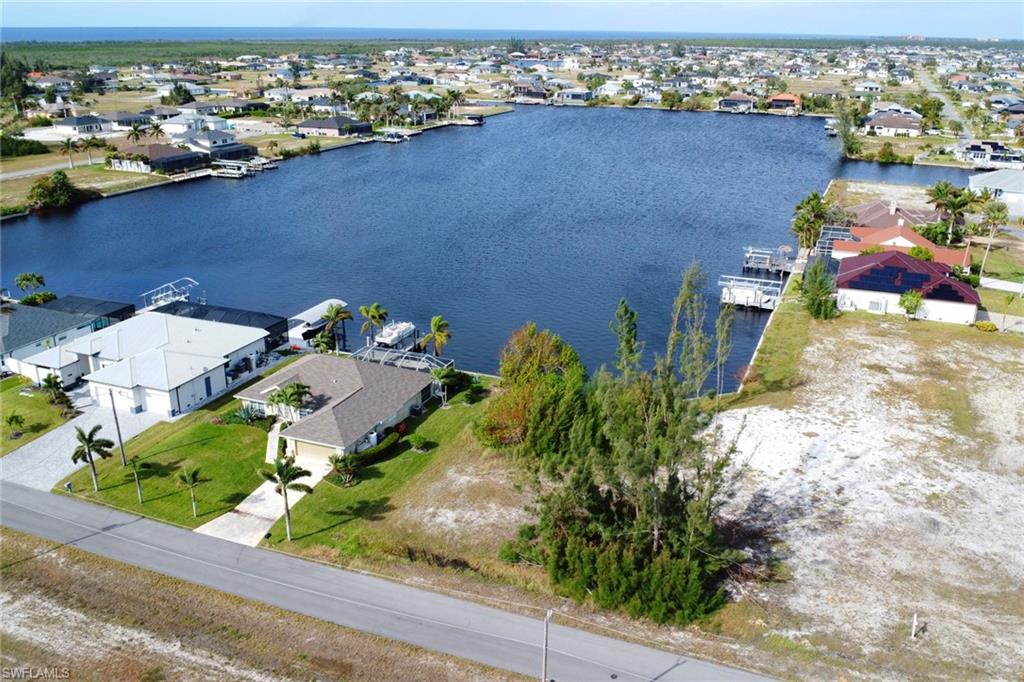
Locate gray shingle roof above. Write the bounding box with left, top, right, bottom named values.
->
left=0, top=302, right=95, bottom=355
left=236, top=354, right=432, bottom=450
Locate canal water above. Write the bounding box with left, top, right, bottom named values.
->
left=1, top=107, right=974, bottom=387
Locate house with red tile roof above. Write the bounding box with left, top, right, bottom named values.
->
left=768, top=92, right=802, bottom=111
left=836, top=252, right=980, bottom=325
left=831, top=225, right=969, bottom=268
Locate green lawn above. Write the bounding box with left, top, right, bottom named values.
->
left=972, top=241, right=1024, bottom=284
left=1, top=376, right=69, bottom=456
left=978, top=288, right=1024, bottom=316
left=263, top=382, right=493, bottom=555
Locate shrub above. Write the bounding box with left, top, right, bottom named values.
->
left=0, top=134, right=49, bottom=158
left=975, top=321, right=998, bottom=332
left=899, top=290, right=924, bottom=318
left=408, top=433, right=428, bottom=452
left=1, top=204, right=28, bottom=216
left=907, top=246, right=933, bottom=261
left=348, top=432, right=400, bottom=467
left=27, top=170, right=79, bottom=209
left=858, top=245, right=884, bottom=255
left=801, top=259, right=838, bottom=320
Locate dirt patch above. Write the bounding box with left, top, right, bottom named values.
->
left=827, top=179, right=934, bottom=209
left=718, top=317, right=1024, bottom=679
left=0, top=528, right=520, bottom=681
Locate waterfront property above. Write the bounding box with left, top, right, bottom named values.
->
left=969, top=169, right=1024, bottom=217
left=1, top=297, right=133, bottom=369
left=53, top=312, right=268, bottom=416
left=236, top=354, right=433, bottom=464
left=295, top=115, right=373, bottom=137
left=830, top=226, right=967, bottom=268
left=836, top=251, right=980, bottom=324
left=152, top=299, right=289, bottom=350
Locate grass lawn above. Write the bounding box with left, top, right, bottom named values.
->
left=1, top=164, right=169, bottom=211
left=263, top=381, right=497, bottom=558
left=978, top=287, right=1024, bottom=316
left=1, top=376, right=69, bottom=456
left=971, top=241, right=1024, bottom=284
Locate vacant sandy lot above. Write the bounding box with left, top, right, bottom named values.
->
left=719, top=315, right=1024, bottom=679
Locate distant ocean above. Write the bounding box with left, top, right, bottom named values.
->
left=2, top=26, right=879, bottom=43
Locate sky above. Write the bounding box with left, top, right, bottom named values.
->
left=1, top=1, right=1022, bottom=40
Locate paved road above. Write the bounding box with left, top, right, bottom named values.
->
left=0, top=386, right=162, bottom=490
left=917, top=69, right=969, bottom=138
left=0, top=482, right=770, bottom=681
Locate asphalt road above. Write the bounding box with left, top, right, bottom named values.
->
left=0, top=482, right=770, bottom=682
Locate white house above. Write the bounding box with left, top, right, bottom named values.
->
left=835, top=252, right=980, bottom=325
left=155, top=82, right=206, bottom=97
left=61, top=312, right=268, bottom=416
left=969, top=169, right=1024, bottom=216
left=53, top=115, right=108, bottom=135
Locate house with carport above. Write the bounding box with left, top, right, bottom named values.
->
left=236, top=354, right=434, bottom=465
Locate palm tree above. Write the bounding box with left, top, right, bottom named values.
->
left=321, top=302, right=353, bottom=351
left=72, top=425, right=114, bottom=492
left=58, top=138, right=79, bottom=169
left=260, top=455, right=314, bottom=541
left=419, top=315, right=452, bottom=356
left=127, top=455, right=147, bottom=503
left=979, top=200, right=1009, bottom=277
left=791, top=192, right=829, bottom=249
left=14, top=272, right=45, bottom=294
left=148, top=122, right=164, bottom=139
left=926, top=180, right=955, bottom=219
left=266, top=381, right=312, bottom=422
left=942, top=189, right=979, bottom=244
left=5, top=413, right=25, bottom=440
left=312, top=330, right=334, bottom=353
left=126, top=122, right=146, bottom=143
left=1003, top=293, right=1017, bottom=329
left=41, top=374, right=63, bottom=403
left=81, top=136, right=105, bottom=165
left=358, top=302, right=388, bottom=343
left=177, top=467, right=201, bottom=517
left=431, top=367, right=459, bottom=408
left=447, top=88, right=466, bottom=118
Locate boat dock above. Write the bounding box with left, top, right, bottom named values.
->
left=742, top=246, right=796, bottom=275
left=718, top=275, right=784, bottom=310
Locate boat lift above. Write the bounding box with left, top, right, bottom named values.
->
left=140, top=277, right=201, bottom=310
left=742, top=246, right=796, bottom=275
left=718, top=275, right=784, bottom=310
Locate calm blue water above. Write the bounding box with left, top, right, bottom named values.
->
left=1, top=108, right=972, bottom=384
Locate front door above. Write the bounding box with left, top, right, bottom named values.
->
left=204, top=376, right=212, bottom=397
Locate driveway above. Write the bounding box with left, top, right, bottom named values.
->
left=195, top=423, right=330, bottom=545
left=980, top=277, right=1024, bottom=293
left=0, top=385, right=162, bottom=491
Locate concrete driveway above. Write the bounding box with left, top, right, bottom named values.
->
left=0, top=385, right=162, bottom=491
left=195, top=446, right=330, bottom=545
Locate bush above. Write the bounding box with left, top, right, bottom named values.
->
left=27, top=170, right=79, bottom=209
left=1, top=204, right=28, bottom=217
left=975, top=321, right=998, bottom=332
left=0, top=135, right=49, bottom=158
left=907, top=246, right=933, bottom=261
left=348, top=432, right=400, bottom=468
left=407, top=433, right=428, bottom=452
left=801, top=259, right=838, bottom=320
left=899, top=290, right=924, bottom=318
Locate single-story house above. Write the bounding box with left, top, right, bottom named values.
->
left=864, top=112, right=922, bottom=137
left=854, top=80, right=883, bottom=93
left=140, top=105, right=181, bottom=121
left=111, top=144, right=208, bottom=174
left=61, top=312, right=269, bottom=415
left=836, top=252, right=980, bottom=325
left=956, top=140, right=1024, bottom=167
left=717, top=93, right=757, bottom=112
left=155, top=82, right=206, bottom=97
left=1, top=302, right=98, bottom=365
left=768, top=93, right=802, bottom=111
left=236, top=354, right=434, bottom=463
left=552, top=88, right=593, bottom=103
left=830, top=226, right=968, bottom=267
left=41, top=296, right=135, bottom=329
left=106, top=111, right=151, bottom=130
left=295, top=116, right=373, bottom=137
left=153, top=300, right=288, bottom=351
left=847, top=200, right=941, bottom=229
left=53, top=115, right=106, bottom=135
left=969, top=169, right=1024, bottom=216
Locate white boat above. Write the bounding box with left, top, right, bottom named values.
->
left=377, top=131, right=410, bottom=144
left=373, top=320, right=418, bottom=349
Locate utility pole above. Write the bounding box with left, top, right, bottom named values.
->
left=541, top=609, right=552, bottom=682
left=109, top=389, right=127, bottom=466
